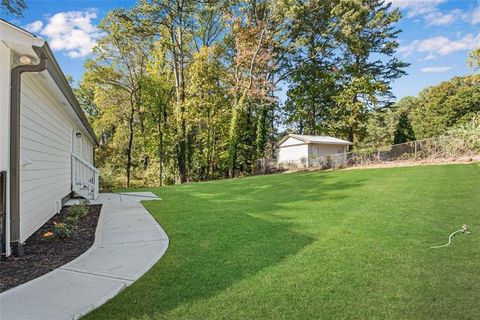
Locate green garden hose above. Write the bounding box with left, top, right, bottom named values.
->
left=430, top=224, right=470, bottom=248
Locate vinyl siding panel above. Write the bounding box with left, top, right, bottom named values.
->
left=19, top=73, right=94, bottom=242
left=309, top=143, right=346, bottom=158
left=0, top=42, right=12, bottom=255
left=308, top=143, right=348, bottom=167
left=277, top=144, right=309, bottom=166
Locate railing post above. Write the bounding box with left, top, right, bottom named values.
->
left=71, top=155, right=74, bottom=191
left=71, top=153, right=99, bottom=199
left=95, top=171, right=99, bottom=199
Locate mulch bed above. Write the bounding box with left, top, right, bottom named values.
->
left=0, top=204, right=102, bottom=293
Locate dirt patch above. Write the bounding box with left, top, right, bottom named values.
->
left=342, top=156, right=480, bottom=171
left=0, top=204, right=102, bottom=293
left=280, top=156, right=480, bottom=174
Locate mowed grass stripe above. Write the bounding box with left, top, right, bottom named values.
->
left=84, top=163, right=480, bottom=320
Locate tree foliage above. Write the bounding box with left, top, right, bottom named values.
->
left=284, top=0, right=408, bottom=144
left=411, top=75, right=480, bottom=139
left=393, top=111, right=415, bottom=144
left=359, top=75, right=480, bottom=148
left=83, top=9, right=154, bottom=187
left=1, top=0, right=26, bottom=16
left=77, top=0, right=413, bottom=187
left=467, top=48, right=480, bottom=71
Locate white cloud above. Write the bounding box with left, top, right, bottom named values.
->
left=389, top=0, right=446, bottom=18
left=390, top=0, right=480, bottom=26
left=471, top=6, right=480, bottom=24
left=399, top=32, right=480, bottom=59
left=24, top=20, right=44, bottom=33
left=424, top=9, right=462, bottom=26
left=24, top=10, right=101, bottom=58
left=421, top=66, right=452, bottom=73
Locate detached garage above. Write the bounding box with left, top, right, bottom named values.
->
left=277, top=134, right=352, bottom=168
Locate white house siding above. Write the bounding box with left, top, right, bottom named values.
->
left=72, top=132, right=93, bottom=163
left=0, top=42, right=12, bottom=255
left=18, top=73, right=94, bottom=242
left=277, top=144, right=309, bottom=166
left=82, top=135, right=94, bottom=163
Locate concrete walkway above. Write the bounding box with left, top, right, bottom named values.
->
left=0, top=192, right=168, bottom=320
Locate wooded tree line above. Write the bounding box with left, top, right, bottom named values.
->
left=74, top=0, right=476, bottom=188
left=357, top=73, right=480, bottom=150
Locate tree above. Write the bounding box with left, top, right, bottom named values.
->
left=331, top=0, right=408, bottom=144
left=283, top=0, right=408, bottom=145
left=467, top=48, right=480, bottom=71
left=84, top=9, right=153, bottom=188
left=393, top=111, right=415, bottom=144
left=137, top=0, right=226, bottom=183
left=73, top=0, right=412, bottom=188
left=283, top=0, right=339, bottom=135
left=1, top=0, right=26, bottom=16
left=411, top=74, right=480, bottom=139
left=186, top=45, right=229, bottom=180
left=357, top=95, right=417, bottom=148
left=142, top=41, right=175, bottom=186
left=224, top=0, right=282, bottom=177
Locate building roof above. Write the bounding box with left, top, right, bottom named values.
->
left=278, top=134, right=353, bottom=147
left=0, top=19, right=99, bottom=146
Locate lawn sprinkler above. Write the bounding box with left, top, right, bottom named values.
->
left=430, top=224, right=470, bottom=249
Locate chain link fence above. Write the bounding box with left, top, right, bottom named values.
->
left=306, top=136, right=479, bottom=170
left=260, top=117, right=480, bottom=172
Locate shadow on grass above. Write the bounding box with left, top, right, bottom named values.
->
left=86, top=171, right=367, bottom=319
left=86, top=207, right=314, bottom=319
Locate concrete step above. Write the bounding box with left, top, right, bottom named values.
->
left=74, top=188, right=94, bottom=200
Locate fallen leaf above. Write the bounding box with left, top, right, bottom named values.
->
left=43, top=231, right=54, bottom=237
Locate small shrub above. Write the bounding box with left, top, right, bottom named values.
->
left=319, top=156, right=332, bottom=169
left=441, top=115, right=480, bottom=154
left=299, top=156, right=308, bottom=168
left=51, top=202, right=89, bottom=239
left=64, top=215, right=80, bottom=226
left=52, top=222, right=76, bottom=238
left=69, top=202, right=89, bottom=220
left=279, top=161, right=303, bottom=171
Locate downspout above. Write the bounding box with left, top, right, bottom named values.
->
left=10, top=55, right=47, bottom=257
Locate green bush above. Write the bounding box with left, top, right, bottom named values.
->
left=52, top=222, right=76, bottom=238
left=437, top=115, right=480, bottom=157
left=69, top=201, right=89, bottom=220
left=52, top=202, right=89, bottom=239
left=64, top=215, right=78, bottom=225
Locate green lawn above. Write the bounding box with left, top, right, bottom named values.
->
left=85, top=163, right=480, bottom=319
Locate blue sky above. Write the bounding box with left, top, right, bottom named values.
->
left=2, top=0, right=479, bottom=102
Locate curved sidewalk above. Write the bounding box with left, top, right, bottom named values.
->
left=0, top=192, right=169, bottom=320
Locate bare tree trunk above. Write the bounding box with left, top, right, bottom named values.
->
left=177, top=19, right=188, bottom=183
left=126, top=98, right=135, bottom=188
left=139, top=109, right=149, bottom=170
left=169, top=2, right=188, bottom=184
left=158, top=116, right=164, bottom=187
left=206, top=115, right=211, bottom=180
left=348, top=94, right=358, bottom=147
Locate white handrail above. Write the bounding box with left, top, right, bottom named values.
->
left=71, top=153, right=99, bottom=199
left=71, top=153, right=99, bottom=173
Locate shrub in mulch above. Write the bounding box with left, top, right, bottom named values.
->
left=0, top=203, right=102, bottom=293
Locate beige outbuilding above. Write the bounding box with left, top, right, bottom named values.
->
left=277, top=134, right=353, bottom=168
